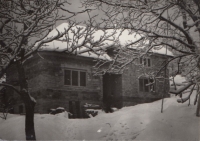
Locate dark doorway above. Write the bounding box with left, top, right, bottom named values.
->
left=68, top=101, right=81, bottom=119
left=103, top=73, right=122, bottom=109
left=19, top=105, right=23, bottom=114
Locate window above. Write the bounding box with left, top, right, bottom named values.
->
left=80, top=72, right=86, bottom=86
left=149, top=78, right=155, bottom=92
left=72, top=71, right=78, bottom=86
left=140, top=58, right=151, bottom=67
left=139, top=77, right=155, bottom=92
left=64, top=70, right=71, bottom=85
left=64, top=70, right=86, bottom=86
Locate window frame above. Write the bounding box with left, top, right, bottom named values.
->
left=64, top=69, right=87, bottom=87
left=139, top=57, right=151, bottom=67
left=139, top=77, right=156, bottom=92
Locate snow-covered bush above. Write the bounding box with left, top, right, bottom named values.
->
left=49, top=107, right=66, bottom=115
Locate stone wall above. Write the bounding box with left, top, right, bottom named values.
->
left=6, top=52, right=103, bottom=116
left=6, top=51, right=171, bottom=115
left=121, top=54, right=170, bottom=106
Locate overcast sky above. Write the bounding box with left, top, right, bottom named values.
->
left=56, top=0, right=105, bottom=26
left=53, top=0, right=200, bottom=45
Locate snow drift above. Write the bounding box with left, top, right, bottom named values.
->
left=0, top=93, right=198, bottom=140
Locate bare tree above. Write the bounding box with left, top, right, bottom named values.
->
left=0, top=0, right=95, bottom=140
left=1, top=0, right=199, bottom=139
left=82, top=0, right=200, bottom=115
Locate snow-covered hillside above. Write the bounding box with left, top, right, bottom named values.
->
left=0, top=93, right=199, bottom=140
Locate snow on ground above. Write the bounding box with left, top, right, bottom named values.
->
left=0, top=93, right=199, bottom=140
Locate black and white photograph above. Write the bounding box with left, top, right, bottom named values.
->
left=0, top=0, right=199, bottom=140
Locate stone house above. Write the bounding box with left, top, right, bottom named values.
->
left=6, top=46, right=173, bottom=118
left=5, top=22, right=173, bottom=118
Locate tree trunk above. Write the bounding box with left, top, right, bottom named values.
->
left=21, top=90, right=36, bottom=140
left=17, top=62, right=36, bottom=140
left=196, top=90, right=200, bottom=117
left=196, top=57, right=200, bottom=117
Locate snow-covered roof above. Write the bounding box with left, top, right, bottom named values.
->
left=40, top=23, right=113, bottom=60
left=150, top=47, right=174, bottom=57
left=170, top=75, right=187, bottom=85
left=40, top=23, right=174, bottom=60
left=40, top=40, right=112, bottom=60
